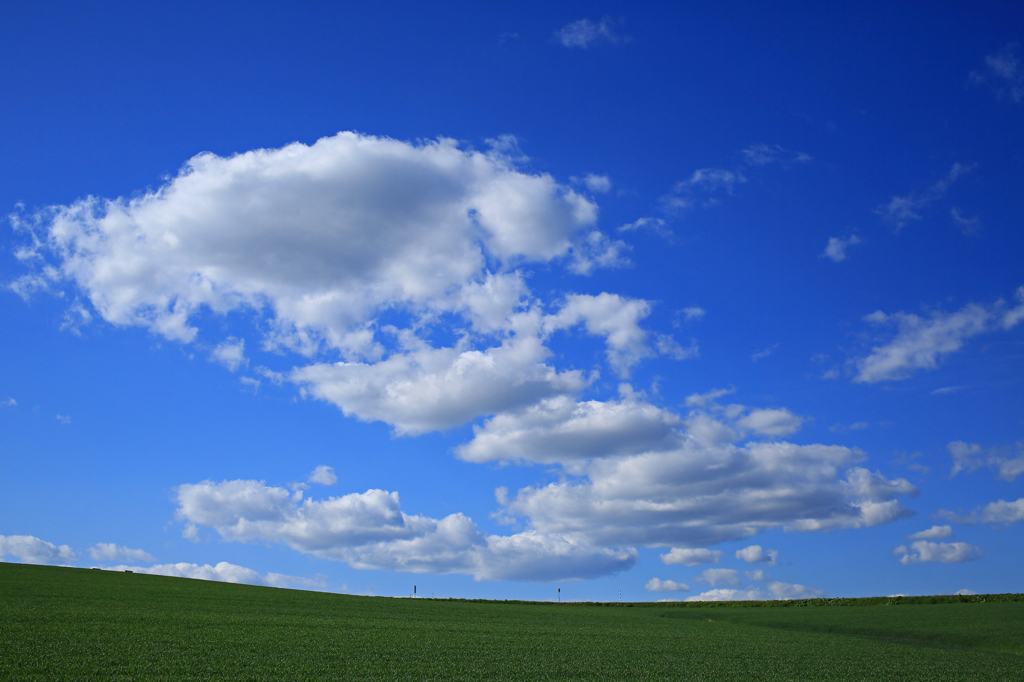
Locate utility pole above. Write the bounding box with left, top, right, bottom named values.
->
left=558, top=588, right=560, bottom=603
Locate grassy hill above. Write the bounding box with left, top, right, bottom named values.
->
left=2, top=562, right=1022, bottom=680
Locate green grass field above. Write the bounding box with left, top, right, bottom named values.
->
left=2, top=562, right=1022, bottom=680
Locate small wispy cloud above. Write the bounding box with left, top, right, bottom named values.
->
left=971, top=43, right=1023, bottom=103
left=950, top=208, right=980, bottom=235
left=645, top=577, right=690, bottom=592
left=890, top=451, right=931, bottom=476
left=821, top=234, right=862, bottom=262
left=675, top=307, right=706, bottom=325
left=741, top=144, right=812, bottom=166
left=751, top=344, right=778, bottom=362
left=906, top=525, right=952, bottom=540
left=210, top=338, right=248, bottom=373
left=893, top=540, right=982, bottom=564
left=308, top=465, right=338, bottom=486
left=875, top=163, right=975, bottom=232
left=618, top=217, right=672, bottom=240
left=60, top=300, right=93, bottom=335
left=940, top=497, right=1024, bottom=525
left=948, top=441, right=1024, bottom=482
left=555, top=18, right=624, bottom=49
left=662, top=168, right=746, bottom=212
left=852, top=286, right=1024, bottom=383
left=583, top=174, right=611, bottom=193
left=89, top=543, right=156, bottom=563
left=829, top=421, right=869, bottom=433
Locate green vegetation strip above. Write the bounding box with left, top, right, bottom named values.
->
left=2, top=563, right=1022, bottom=680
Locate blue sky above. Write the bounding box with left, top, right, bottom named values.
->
left=2, top=1, right=1023, bottom=601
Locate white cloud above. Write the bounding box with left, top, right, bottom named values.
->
left=474, top=388, right=912, bottom=553
left=645, top=578, right=690, bottom=592
left=308, top=465, right=338, bottom=486
left=893, top=541, right=982, bottom=565
left=686, top=587, right=767, bottom=602
left=949, top=441, right=1024, bottom=482
left=13, top=133, right=657, bottom=446
left=455, top=393, right=683, bottom=464
left=60, top=299, right=92, bottom=335
left=617, top=217, right=670, bottom=239
left=288, top=288, right=684, bottom=435
left=906, top=525, right=953, bottom=540
left=1, top=398, right=15, bottom=407
left=568, top=230, right=631, bottom=275
left=685, top=581, right=823, bottom=601
left=677, top=168, right=745, bottom=195
left=108, top=561, right=328, bottom=590
left=88, top=543, right=155, bottom=562
left=545, top=293, right=659, bottom=374
left=684, top=387, right=734, bottom=408
left=852, top=288, right=1024, bottom=383
left=822, top=235, right=861, bottom=262
left=661, top=167, right=748, bottom=212
left=950, top=208, right=980, bottom=235
left=766, top=581, right=826, bottom=599
left=503, top=439, right=916, bottom=548
left=875, top=163, right=974, bottom=231
left=972, top=43, right=1023, bottom=103
left=0, top=534, right=77, bottom=564
left=741, top=144, right=812, bottom=166
left=291, top=335, right=587, bottom=436
left=680, top=307, right=705, bottom=321
left=696, top=568, right=740, bottom=587
left=55, top=414, right=71, bottom=424
left=941, top=497, right=1024, bottom=525
left=210, top=337, right=247, bottom=372
left=829, top=422, right=869, bottom=433
left=655, top=334, right=699, bottom=361
left=555, top=18, right=621, bottom=48
left=1005, top=286, right=1024, bottom=329
left=735, top=408, right=804, bottom=437
left=660, top=548, right=723, bottom=566
left=174, top=479, right=636, bottom=582
left=735, top=545, right=778, bottom=565
left=13, top=131, right=599, bottom=359
left=583, top=174, right=611, bottom=193
left=751, top=344, right=778, bottom=362
left=956, top=589, right=977, bottom=596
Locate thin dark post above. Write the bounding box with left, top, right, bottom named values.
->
left=558, top=587, right=560, bottom=603
left=414, top=585, right=417, bottom=597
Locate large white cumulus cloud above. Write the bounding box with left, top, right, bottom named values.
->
left=501, top=440, right=916, bottom=548
left=19, top=133, right=597, bottom=349
left=15, top=131, right=688, bottom=436
left=175, top=479, right=636, bottom=582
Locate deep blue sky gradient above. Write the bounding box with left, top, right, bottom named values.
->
left=2, top=1, right=1023, bottom=600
